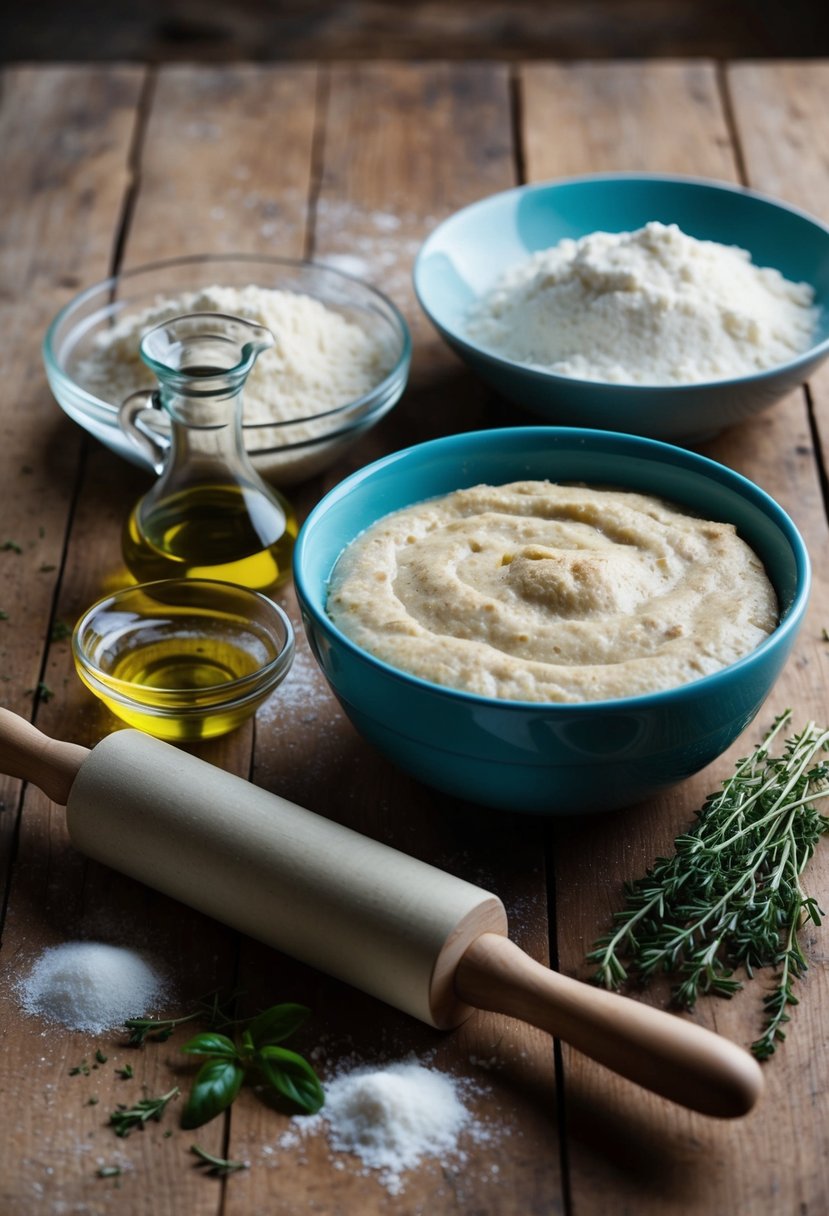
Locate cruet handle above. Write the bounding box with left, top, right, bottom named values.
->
left=118, top=389, right=170, bottom=475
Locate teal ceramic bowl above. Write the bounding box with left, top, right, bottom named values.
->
left=294, top=427, right=810, bottom=815
left=413, top=175, right=829, bottom=443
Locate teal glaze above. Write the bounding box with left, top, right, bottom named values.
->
left=413, top=175, right=829, bottom=443
left=293, top=428, right=810, bottom=816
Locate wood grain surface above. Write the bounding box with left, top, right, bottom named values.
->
left=0, top=58, right=827, bottom=1216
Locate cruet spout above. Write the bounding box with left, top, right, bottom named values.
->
left=139, top=312, right=274, bottom=391
left=117, top=311, right=275, bottom=471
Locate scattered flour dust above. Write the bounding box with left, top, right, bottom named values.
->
left=257, top=638, right=335, bottom=730
left=77, top=283, right=397, bottom=444
left=15, top=941, right=167, bottom=1034
left=276, top=1057, right=497, bottom=1197
left=466, top=221, right=818, bottom=385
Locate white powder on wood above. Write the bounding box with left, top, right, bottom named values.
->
left=278, top=1058, right=491, bottom=1196
left=16, top=941, right=166, bottom=1034
left=77, top=284, right=396, bottom=447
left=466, top=221, right=818, bottom=385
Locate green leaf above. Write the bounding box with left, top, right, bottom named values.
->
left=181, top=1059, right=244, bottom=1129
left=180, top=1032, right=239, bottom=1060
left=247, top=1003, right=310, bottom=1047
left=254, top=1045, right=324, bottom=1114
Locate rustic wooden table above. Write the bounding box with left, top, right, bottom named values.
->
left=1, top=59, right=828, bottom=1216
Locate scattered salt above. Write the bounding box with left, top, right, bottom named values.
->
left=16, top=941, right=167, bottom=1034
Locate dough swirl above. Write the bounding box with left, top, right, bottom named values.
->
left=327, top=481, right=778, bottom=703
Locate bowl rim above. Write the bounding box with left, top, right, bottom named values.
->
left=72, top=577, right=296, bottom=707
left=43, top=251, right=413, bottom=438
left=294, top=425, right=811, bottom=713
left=413, top=171, right=829, bottom=394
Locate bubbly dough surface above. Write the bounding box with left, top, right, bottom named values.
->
left=327, top=481, right=778, bottom=703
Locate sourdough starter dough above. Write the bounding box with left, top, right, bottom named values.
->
left=327, top=481, right=778, bottom=703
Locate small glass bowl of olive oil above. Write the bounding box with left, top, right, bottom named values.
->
left=72, top=579, right=295, bottom=741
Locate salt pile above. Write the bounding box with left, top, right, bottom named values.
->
left=281, top=1058, right=491, bottom=1196
left=16, top=941, right=166, bottom=1033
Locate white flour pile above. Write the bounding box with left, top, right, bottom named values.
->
left=279, top=1058, right=492, bottom=1196
left=16, top=941, right=166, bottom=1033
left=78, top=284, right=396, bottom=446
left=466, top=221, right=817, bottom=385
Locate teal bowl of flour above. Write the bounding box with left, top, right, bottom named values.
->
left=413, top=175, right=829, bottom=443
left=293, top=427, right=810, bottom=816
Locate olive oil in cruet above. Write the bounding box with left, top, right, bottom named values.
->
left=118, top=313, right=297, bottom=592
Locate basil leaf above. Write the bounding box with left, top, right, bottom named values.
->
left=180, top=1032, right=239, bottom=1060
left=180, top=1059, right=244, bottom=1129
left=247, top=1003, right=310, bottom=1048
left=255, top=1045, right=324, bottom=1114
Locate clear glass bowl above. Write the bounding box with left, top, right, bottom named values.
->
left=72, top=579, right=295, bottom=741
left=44, top=254, right=412, bottom=485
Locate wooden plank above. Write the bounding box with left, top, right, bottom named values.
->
left=123, top=63, right=318, bottom=266
left=715, top=62, right=829, bottom=1212
left=521, top=60, right=736, bottom=180
left=10, top=0, right=819, bottom=62
left=0, top=65, right=320, bottom=1216
left=520, top=58, right=829, bottom=1215
left=226, top=62, right=563, bottom=1216
left=0, top=65, right=173, bottom=1216
left=0, top=61, right=142, bottom=806
left=726, top=61, right=829, bottom=513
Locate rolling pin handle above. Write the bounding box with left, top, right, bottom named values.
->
left=455, top=932, right=763, bottom=1119
left=0, top=708, right=89, bottom=806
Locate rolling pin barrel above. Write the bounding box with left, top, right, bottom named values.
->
left=66, top=728, right=508, bottom=1028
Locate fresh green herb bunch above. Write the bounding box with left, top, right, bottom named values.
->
left=588, top=712, right=829, bottom=1059
left=180, top=1003, right=324, bottom=1129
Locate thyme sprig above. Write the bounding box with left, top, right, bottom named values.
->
left=588, top=712, right=829, bottom=1059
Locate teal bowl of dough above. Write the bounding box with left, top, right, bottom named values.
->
left=293, top=426, right=810, bottom=815
left=413, top=175, right=829, bottom=443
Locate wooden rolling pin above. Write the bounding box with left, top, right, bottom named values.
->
left=0, top=709, right=762, bottom=1118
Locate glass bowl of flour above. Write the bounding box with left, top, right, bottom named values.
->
left=414, top=175, right=829, bottom=443
left=44, top=254, right=412, bottom=484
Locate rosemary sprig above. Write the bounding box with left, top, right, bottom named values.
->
left=109, top=1087, right=180, bottom=1137
left=588, top=711, right=829, bottom=1058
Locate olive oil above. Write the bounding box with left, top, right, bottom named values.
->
left=73, top=578, right=294, bottom=744
left=122, top=481, right=298, bottom=591
left=111, top=633, right=261, bottom=691
left=117, top=313, right=298, bottom=595
left=92, top=631, right=264, bottom=741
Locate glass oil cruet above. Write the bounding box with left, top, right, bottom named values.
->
left=119, top=312, right=297, bottom=593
